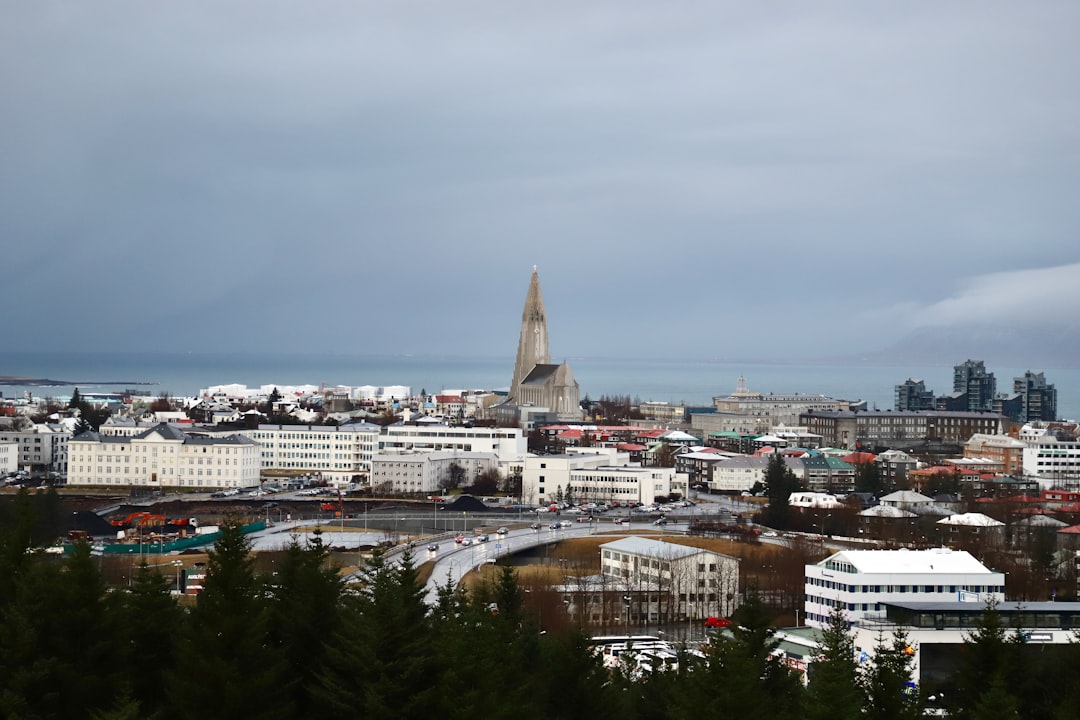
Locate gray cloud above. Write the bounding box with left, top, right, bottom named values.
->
left=2, top=2, right=1079, bottom=363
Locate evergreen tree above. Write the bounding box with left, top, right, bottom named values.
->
left=952, top=599, right=1021, bottom=719
left=266, top=531, right=343, bottom=719
left=805, top=608, right=863, bottom=720
left=672, top=593, right=804, bottom=720
left=762, top=452, right=799, bottom=529
left=855, top=460, right=884, bottom=495
left=0, top=542, right=126, bottom=718
left=166, top=519, right=293, bottom=720
left=317, top=549, right=435, bottom=720
left=117, top=560, right=187, bottom=719
left=861, top=629, right=921, bottom=720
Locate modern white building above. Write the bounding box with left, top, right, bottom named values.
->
left=1022, top=427, right=1080, bottom=489
left=370, top=451, right=498, bottom=494
left=67, top=423, right=261, bottom=490
left=381, top=423, right=527, bottom=478
left=0, top=440, right=17, bottom=475
left=600, top=536, right=741, bottom=620
left=803, top=548, right=1004, bottom=627
left=522, top=449, right=682, bottom=505
left=245, top=422, right=381, bottom=483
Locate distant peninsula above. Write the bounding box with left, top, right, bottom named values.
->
left=0, top=376, right=155, bottom=387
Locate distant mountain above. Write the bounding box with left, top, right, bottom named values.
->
left=844, top=325, right=1080, bottom=369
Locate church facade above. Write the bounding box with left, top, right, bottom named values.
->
left=501, top=268, right=582, bottom=424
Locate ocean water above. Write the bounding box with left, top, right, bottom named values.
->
left=1, top=351, right=1077, bottom=421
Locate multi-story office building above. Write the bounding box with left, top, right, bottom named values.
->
left=521, top=448, right=683, bottom=505
left=247, top=422, right=382, bottom=482
left=1022, top=426, right=1080, bottom=489
left=67, top=423, right=261, bottom=489
left=804, top=548, right=1004, bottom=627
left=370, top=451, right=498, bottom=495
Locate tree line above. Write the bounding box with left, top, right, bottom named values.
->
left=3, top=496, right=1080, bottom=719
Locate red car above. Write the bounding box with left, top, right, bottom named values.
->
left=454, top=534, right=465, bottom=544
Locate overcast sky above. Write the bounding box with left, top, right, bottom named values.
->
left=3, top=2, right=1079, bottom=363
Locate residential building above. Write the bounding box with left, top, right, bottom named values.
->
left=895, top=379, right=936, bottom=411
left=0, top=423, right=73, bottom=474
left=67, top=423, right=261, bottom=489
left=953, top=359, right=996, bottom=412
left=0, top=440, right=16, bottom=475
left=962, top=433, right=1025, bottom=476
left=803, top=548, right=1004, bottom=627
left=600, top=536, right=741, bottom=621
left=1014, top=371, right=1058, bottom=422
left=875, top=449, right=919, bottom=485
left=801, top=456, right=856, bottom=493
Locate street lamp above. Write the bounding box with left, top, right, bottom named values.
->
left=172, top=560, right=183, bottom=594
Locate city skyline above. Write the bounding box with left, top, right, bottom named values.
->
left=3, top=3, right=1079, bottom=364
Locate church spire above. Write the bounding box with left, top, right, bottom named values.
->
left=510, top=267, right=550, bottom=400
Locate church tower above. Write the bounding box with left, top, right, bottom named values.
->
left=510, top=266, right=551, bottom=400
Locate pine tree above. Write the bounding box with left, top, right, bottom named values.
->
left=952, top=599, right=1019, bottom=720
left=763, top=452, right=799, bottom=529
left=317, top=549, right=435, bottom=720
left=117, top=560, right=187, bottom=718
left=861, top=629, right=921, bottom=720
left=166, top=519, right=293, bottom=720
left=672, top=593, right=804, bottom=719
left=805, top=608, right=862, bottom=720
left=266, top=530, right=343, bottom=719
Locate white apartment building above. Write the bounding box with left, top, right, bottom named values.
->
left=600, top=536, right=741, bottom=620
left=0, top=423, right=73, bottom=473
left=707, top=455, right=804, bottom=493
left=0, top=440, right=17, bottom=475
left=67, top=423, right=261, bottom=490
left=804, top=548, right=1004, bottom=627
left=370, top=451, right=498, bottom=494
